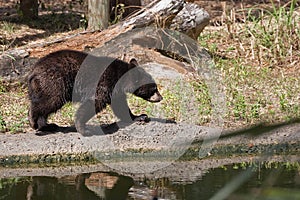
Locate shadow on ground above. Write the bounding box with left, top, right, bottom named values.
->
left=1, top=12, right=84, bottom=48
left=221, top=119, right=300, bottom=139
left=35, top=117, right=176, bottom=137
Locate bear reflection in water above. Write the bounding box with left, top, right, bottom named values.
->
left=19, top=172, right=158, bottom=200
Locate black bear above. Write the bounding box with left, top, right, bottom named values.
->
left=28, top=50, right=162, bottom=134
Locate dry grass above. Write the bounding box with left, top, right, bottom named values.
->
left=197, top=0, right=300, bottom=127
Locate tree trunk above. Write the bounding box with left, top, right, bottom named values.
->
left=88, top=0, right=110, bottom=31
left=20, top=0, right=38, bottom=19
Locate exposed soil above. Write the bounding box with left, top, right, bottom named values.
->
left=0, top=120, right=299, bottom=169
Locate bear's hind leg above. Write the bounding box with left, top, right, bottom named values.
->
left=28, top=105, right=39, bottom=129
left=37, top=117, right=59, bottom=131
left=28, top=102, right=59, bottom=132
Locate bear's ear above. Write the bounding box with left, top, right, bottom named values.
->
left=129, top=58, right=138, bottom=68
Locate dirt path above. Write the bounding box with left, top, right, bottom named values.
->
left=0, top=120, right=299, bottom=167
left=0, top=120, right=299, bottom=180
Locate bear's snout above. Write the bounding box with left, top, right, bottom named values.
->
left=148, top=91, right=163, bottom=102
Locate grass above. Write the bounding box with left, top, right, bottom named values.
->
left=128, top=79, right=206, bottom=124
left=245, top=0, right=299, bottom=68
left=0, top=80, right=29, bottom=133
left=196, top=1, right=300, bottom=127
left=0, top=2, right=299, bottom=133
left=1, top=21, right=15, bottom=34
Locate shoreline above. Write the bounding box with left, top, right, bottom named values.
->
left=1, top=121, right=299, bottom=168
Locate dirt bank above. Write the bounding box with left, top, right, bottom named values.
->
left=0, top=120, right=299, bottom=167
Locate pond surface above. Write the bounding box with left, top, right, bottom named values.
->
left=0, top=162, right=299, bottom=200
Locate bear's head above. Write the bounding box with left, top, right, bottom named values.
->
left=127, top=59, right=163, bottom=103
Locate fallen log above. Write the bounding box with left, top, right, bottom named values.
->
left=0, top=0, right=210, bottom=81
left=170, top=2, right=210, bottom=40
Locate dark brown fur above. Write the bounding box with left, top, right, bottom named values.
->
left=28, top=50, right=162, bottom=133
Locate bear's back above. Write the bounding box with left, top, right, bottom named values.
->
left=32, top=50, right=88, bottom=73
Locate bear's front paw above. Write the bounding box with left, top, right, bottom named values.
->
left=133, top=114, right=150, bottom=123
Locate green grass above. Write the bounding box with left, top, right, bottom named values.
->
left=0, top=21, right=15, bottom=34
left=211, top=55, right=300, bottom=126
left=110, top=3, right=126, bottom=25
left=0, top=80, right=7, bottom=94
left=194, top=1, right=300, bottom=127
left=244, top=0, right=299, bottom=67
left=0, top=21, right=20, bottom=51
left=0, top=114, right=6, bottom=132
left=48, top=102, right=75, bottom=126
left=128, top=79, right=212, bottom=125
left=0, top=82, right=28, bottom=133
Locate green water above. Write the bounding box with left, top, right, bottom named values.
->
left=0, top=162, right=299, bottom=200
